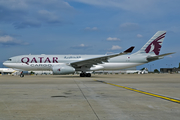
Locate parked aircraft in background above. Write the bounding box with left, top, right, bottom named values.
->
left=0, top=68, right=17, bottom=74
left=3, top=31, right=174, bottom=77
left=125, top=68, right=149, bottom=74
left=10, top=70, right=53, bottom=76
left=125, top=70, right=140, bottom=74
left=140, top=68, right=149, bottom=74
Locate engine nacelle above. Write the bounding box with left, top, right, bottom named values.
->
left=52, top=65, right=75, bottom=75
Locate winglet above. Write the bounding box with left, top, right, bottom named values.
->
left=124, top=46, right=135, bottom=53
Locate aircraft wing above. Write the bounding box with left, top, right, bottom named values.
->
left=147, top=52, right=175, bottom=61
left=70, top=46, right=134, bottom=68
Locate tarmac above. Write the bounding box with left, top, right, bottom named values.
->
left=0, top=74, right=180, bottom=120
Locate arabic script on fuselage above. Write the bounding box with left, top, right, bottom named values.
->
left=64, top=56, right=81, bottom=59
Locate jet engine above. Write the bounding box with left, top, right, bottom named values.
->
left=52, top=65, right=75, bottom=75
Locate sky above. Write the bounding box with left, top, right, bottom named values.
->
left=0, top=0, right=180, bottom=71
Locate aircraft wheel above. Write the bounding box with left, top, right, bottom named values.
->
left=80, top=73, right=85, bottom=77
left=20, top=74, right=24, bottom=77
left=86, top=73, right=91, bottom=77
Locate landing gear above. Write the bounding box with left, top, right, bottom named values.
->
left=86, top=73, right=91, bottom=77
left=80, top=73, right=86, bottom=77
left=20, top=71, right=24, bottom=78
left=80, top=73, right=91, bottom=77
left=20, top=74, right=24, bottom=77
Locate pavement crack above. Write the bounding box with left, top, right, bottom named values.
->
left=74, top=79, right=100, bottom=120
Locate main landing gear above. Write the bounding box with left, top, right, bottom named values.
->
left=80, top=73, right=91, bottom=77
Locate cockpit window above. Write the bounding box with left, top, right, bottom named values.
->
left=7, top=59, right=12, bottom=61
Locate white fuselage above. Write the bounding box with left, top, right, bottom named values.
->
left=3, top=54, right=148, bottom=71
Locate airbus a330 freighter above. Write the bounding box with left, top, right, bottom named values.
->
left=3, top=31, right=174, bottom=77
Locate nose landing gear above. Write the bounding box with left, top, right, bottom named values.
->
left=20, top=71, right=24, bottom=77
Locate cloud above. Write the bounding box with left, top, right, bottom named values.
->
left=0, top=30, right=21, bottom=37
left=73, top=0, right=154, bottom=11
left=137, top=34, right=143, bottom=38
left=167, top=55, right=173, bottom=58
left=0, top=0, right=74, bottom=29
left=13, top=20, right=41, bottom=29
left=106, top=52, right=114, bottom=54
left=92, top=27, right=98, bottom=30
left=71, top=44, right=91, bottom=49
left=107, top=37, right=120, bottom=41
left=73, top=0, right=178, bottom=14
left=0, top=30, right=7, bottom=36
left=120, top=22, right=139, bottom=31
left=84, top=27, right=98, bottom=31
left=79, top=44, right=85, bottom=47
left=111, top=45, right=122, bottom=50
left=37, top=10, right=61, bottom=24
left=0, top=35, right=29, bottom=46
left=0, top=36, right=13, bottom=42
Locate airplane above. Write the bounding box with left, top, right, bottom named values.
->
left=0, top=68, right=17, bottom=74
left=139, top=68, right=149, bottom=74
left=3, top=31, right=175, bottom=77
left=125, top=68, right=149, bottom=74
left=125, top=70, right=141, bottom=74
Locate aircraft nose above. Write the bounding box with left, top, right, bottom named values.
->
left=3, top=61, right=8, bottom=67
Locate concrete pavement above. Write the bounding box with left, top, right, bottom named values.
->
left=0, top=74, right=180, bottom=120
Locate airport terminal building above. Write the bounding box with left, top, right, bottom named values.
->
left=160, top=68, right=180, bottom=73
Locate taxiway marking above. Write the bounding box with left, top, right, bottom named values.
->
left=95, top=80, right=180, bottom=104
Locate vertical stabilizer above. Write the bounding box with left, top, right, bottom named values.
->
left=133, top=31, right=166, bottom=55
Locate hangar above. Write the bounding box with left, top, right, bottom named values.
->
left=160, top=68, right=180, bottom=73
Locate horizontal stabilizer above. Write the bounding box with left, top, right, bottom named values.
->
left=147, top=52, right=175, bottom=61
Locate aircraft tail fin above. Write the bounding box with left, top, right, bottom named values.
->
left=133, top=31, right=166, bottom=55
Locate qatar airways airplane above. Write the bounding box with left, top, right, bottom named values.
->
left=3, top=31, right=174, bottom=77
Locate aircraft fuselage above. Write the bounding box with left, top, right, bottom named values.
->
left=3, top=54, right=147, bottom=71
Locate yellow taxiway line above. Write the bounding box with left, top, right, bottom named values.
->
left=94, top=80, right=180, bottom=104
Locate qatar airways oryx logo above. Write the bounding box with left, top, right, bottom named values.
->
left=145, top=33, right=166, bottom=55
left=21, top=57, right=58, bottom=64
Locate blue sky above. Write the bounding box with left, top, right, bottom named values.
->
left=0, top=0, right=180, bottom=70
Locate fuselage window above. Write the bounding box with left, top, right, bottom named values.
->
left=7, top=59, right=12, bottom=61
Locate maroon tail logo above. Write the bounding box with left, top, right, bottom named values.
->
left=145, top=33, right=166, bottom=55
